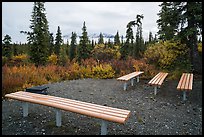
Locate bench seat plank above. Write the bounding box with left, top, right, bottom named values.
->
left=5, top=91, right=131, bottom=124
left=177, top=73, right=185, bottom=90
left=177, top=73, right=193, bottom=91
left=188, top=74, right=193, bottom=90
left=117, top=71, right=144, bottom=81
left=148, top=72, right=168, bottom=86
left=148, top=72, right=161, bottom=85
left=157, top=73, right=168, bottom=86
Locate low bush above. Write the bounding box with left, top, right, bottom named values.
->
left=144, top=40, right=191, bottom=72
left=92, top=64, right=115, bottom=79
left=8, top=54, right=30, bottom=66
left=132, top=59, right=158, bottom=79
left=48, top=53, right=58, bottom=65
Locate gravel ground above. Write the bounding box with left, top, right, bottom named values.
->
left=2, top=76, right=202, bottom=135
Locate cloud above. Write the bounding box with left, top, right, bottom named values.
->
left=2, top=2, right=161, bottom=43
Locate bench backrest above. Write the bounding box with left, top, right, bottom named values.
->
left=177, top=73, right=193, bottom=91
left=117, top=71, right=144, bottom=81
left=5, top=91, right=131, bottom=124
left=148, top=72, right=168, bottom=86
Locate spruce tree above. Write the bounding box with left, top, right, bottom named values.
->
left=98, top=32, right=104, bottom=44
left=138, top=25, right=145, bottom=56
left=91, top=39, right=95, bottom=49
left=27, top=2, right=50, bottom=66
left=55, top=26, right=63, bottom=56
left=2, top=34, right=12, bottom=58
left=59, top=45, right=68, bottom=66
left=134, top=26, right=140, bottom=58
left=107, top=38, right=113, bottom=48
left=157, top=2, right=202, bottom=73
left=148, top=31, right=153, bottom=43
left=69, top=32, right=77, bottom=61
left=114, top=31, right=120, bottom=45
left=13, top=43, right=18, bottom=56
left=157, top=2, right=180, bottom=40
left=49, top=33, right=54, bottom=55
left=77, top=21, right=91, bottom=62
left=120, top=14, right=143, bottom=59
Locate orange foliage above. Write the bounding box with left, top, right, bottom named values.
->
left=2, top=57, right=159, bottom=97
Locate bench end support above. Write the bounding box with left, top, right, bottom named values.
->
left=22, top=102, right=28, bottom=117
left=183, top=91, right=187, bottom=101
left=101, top=120, right=108, bottom=135
left=137, top=76, right=139, bottom=82
left=131, top=78, right=134, bottom=86
left=56, top=109, right=62, bottom=127
left=154, top=86, right=157, bottom=95
left=123, top=82, right=127, bottom=91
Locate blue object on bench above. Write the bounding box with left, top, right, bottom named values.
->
left=26, top=85, right=49, bottom=95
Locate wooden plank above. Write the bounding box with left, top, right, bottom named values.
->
left=188, top=74, right=193, bottom=90
left=148, top=72, right=161, bottom=85
left=177, top=73, right=185, bottom=90
left=153, top=72, right=164, bottom=85
left=177, top=73, right=193, bottom=91
left=157, top=73, right=168, bottom=86
left=117, top=71, right=143, bottom=81
left=180, top=73, right=187, bottom=90
left=5, top=91, right=131, bottom=124
left=117, top=72, right=135, bottom=81
left=150, top=72, right=164, bottom=85
left=184, top=73, right=190, bottom=90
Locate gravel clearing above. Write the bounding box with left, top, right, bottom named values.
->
left=2, top=77, right=202, bottom=135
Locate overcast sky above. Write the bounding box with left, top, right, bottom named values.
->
left=2, top=2, right=162, bottom=44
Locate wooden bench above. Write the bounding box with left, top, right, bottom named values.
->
left=177, top=73, right=193, bottom=101
left=148, top=72, right=168, bottom=95
left=5, top=91, right=131, bottom=135
left=117, top=71, right=144, bottom=91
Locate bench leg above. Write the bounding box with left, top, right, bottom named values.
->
left=22, top=102, right=28, bottom=117
left=131, top=78, right=134, bottom=86
left=123, top=82, right=127, bottom=91
left=56, top=109, right=62, bottom=127
left=154, top=86, right=157, bottom=95
left=101, top=120, right=108, bottom=135
left=137, top=76, right=139, bottom=82
left=183, top=91, right=187, bottom=101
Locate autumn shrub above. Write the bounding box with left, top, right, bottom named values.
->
left=2, top=65, right=28, bottom=96
left=80, top=66, right=93, bottom=78
left=67, top=62, right=82, bottom=79
left=8, top=54, right=30, bottom=66
left=81, top=58, right=98, bottom=67
left=2, top=64, right=49, bottom=97
left=144, top=40, right=191, bottom=71
left=110, top=57, right=135, bottom=77
left=132, top=59, right=158, bottom=79
left=39, top=65, right=62, bottom=82
left=93, top=44, right=120, bottom=61
left=92, top=64, right=115, bottom=79
left=22, top=82, right=35, bottom=89
left=48, top=53, right=58, bottom=65
left=2, top=56, right=8, bottom=66
left=55, top=65, right=70, bottom=81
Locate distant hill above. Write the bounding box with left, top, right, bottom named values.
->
left=63, top=32, right=125, bottom=44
